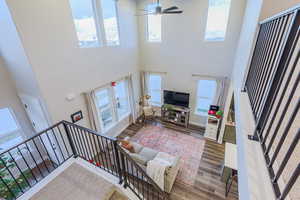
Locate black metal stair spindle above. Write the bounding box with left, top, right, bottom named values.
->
left=51, top=128, right=66, bottom=161
left=24, top=142, right=44, bottom=178
left=45, top=130, right=60, bottom=165
left=31, top=138, right=51, bottom=174
left=16, top=146, right=38, bottom=183
left=38, top=135, right=56, bottom=169
left=57, top=125, right=70, bottom=157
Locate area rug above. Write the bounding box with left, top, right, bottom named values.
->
left=130, top=125, right=205, bottom=186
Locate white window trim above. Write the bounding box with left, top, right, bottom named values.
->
left=99, top=0, right=121, bottom=46
left=95, top=85, right=115, bottom=132
left=114, top=79, right=131, bottom=119
left=204, top=0, right=232, bottom=42
left=194, top=79, right=218, bottom=116
left=146, top=4, right=162, bottom=43
left=0, top=108, right=24, bottom=152
left=146, top=73, right=163, bottom=106
left=71, top=0, right=121, bottom=48
left=94, top=78, right=131, bottom=134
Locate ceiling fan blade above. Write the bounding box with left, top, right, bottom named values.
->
left=163, top=6, right=179, bottom=12
left=135, top=12, right=156, bottom=16
left=163, top=10, right=183, bottom=14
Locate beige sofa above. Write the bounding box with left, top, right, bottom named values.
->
left=122, top=142, right=180, bottom=193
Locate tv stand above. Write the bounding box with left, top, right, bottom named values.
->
left=161, top=104, right=190, bottom=128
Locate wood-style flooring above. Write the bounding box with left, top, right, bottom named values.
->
left=118, top=119, right=238, bottom=200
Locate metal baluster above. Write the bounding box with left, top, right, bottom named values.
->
left=83, top=130, right=93, bottom=161
left=70, top=126, right=84, bottom=157
left=16, top=146, right=38, bottom=183
left=57, top=125, right=70, bottom=157
left=273, top=129, right=300, bottom=183
left=76, top=127, right=89, bottom=159
left=97, top=136, right=109, bottom=171
left=278, top=164, right=300, bottom=200
left=136, top=170, right=140, bottom=195
left=95, top=136, right=106, bottom=170
left=31, top=138, right=50, bottom=173
left=268, top=100, right=299, bottom=169
left=103, top=138, right=113, bottom=171
left=147, top=176, right=150, bottom=200
left=62, top=123, right=77, bottom=157
left=38, top=135, right=56, bottom=169
left=265, top=95, right=300, bottom=158
left=110, top=141, right=118, bottom=175
left=131, top=162, right=135, bottom=189
left=113, top=141, right=122, bottom=183
left=120, top=152, right=128, bottom=188
left=51, top=128, right=66, bottom=161
left=88, top=132, right=96, bottom=164
left=263, top=73, right=300, bottom=146
left=104, top=139, right=114, bottom=173
left=45, top=130, right=60, bottom=165
left=24, top=142, right=44, bottom=178
left=74, top=126, right=86, bottom=159
left=91, top=134, right=101, bottom=167
left=78, top=129, right=90, bottom=160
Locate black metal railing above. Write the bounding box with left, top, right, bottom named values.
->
left=64, top=121, right=168, bottom=200
left=62, top=121, right=121, bottom=177
left=0, top=121, right=168, bottom=200
left=244, top=6, right=300, bottom=200
left=0, top=122, right=74, bottom=200
left=117, top=145, right=168, bottom=200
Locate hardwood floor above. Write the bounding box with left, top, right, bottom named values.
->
left=118, top=119, right=238, bottom=200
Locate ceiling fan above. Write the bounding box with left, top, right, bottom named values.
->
left=138, top=0, right=183, bottom=15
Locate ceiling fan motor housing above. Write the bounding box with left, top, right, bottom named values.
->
left=155, top=6, right=162, bottom=14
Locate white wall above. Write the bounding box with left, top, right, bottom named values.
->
left=260, top=0, right=300, bottom=20
left=0, top=0, right=50, bottom=137
left=5, top=0, right=141, bottom=134
left=0, top=0, right=43, bottom=98
left=137, top=0, right=246, bottom=126
left=0, top=59, right=34, bottom=139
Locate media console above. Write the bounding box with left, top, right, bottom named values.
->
left=161, top=104, right=190, bottom=128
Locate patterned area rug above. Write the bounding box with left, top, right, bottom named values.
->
left=130, top=125, right=205, bottom=186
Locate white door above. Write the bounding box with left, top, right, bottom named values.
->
left=19, top=94, right=61, bottom=164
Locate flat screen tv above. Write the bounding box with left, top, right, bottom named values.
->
left=163, top=90, right=190, bottom=108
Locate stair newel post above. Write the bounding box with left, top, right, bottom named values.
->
left=63, top=122, right=78, bottom=158
left=113, top=141, right=123, bottom=184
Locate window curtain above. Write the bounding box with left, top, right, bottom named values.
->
left=127, top=74, right=137, bottom=123
left=84, top=91, right=101, bottom=132
left=140, top=71, right=150, bottom=97
left=215, top=77, right=229, bottom=111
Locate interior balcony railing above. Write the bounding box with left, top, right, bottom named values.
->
left=244, top=5, right=300, bottom=200
left=0, top=121, right=168, bottom=200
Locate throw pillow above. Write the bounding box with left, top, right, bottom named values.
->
left=120, top=140, right=135, bottom=153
